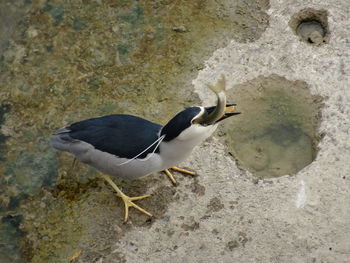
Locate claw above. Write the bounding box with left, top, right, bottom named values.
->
left=119, top=194, right=152, bottom=222
left=99, top=173, right=152, bottom=221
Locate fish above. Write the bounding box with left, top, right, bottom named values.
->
left=204, top=75, right=228, bottom=125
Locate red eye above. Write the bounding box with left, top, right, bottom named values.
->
left=192, top=119, right=197, bottom=124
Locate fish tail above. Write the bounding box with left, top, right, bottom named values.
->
left=207, top=74, right=226, bottom=94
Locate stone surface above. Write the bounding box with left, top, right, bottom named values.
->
left=114, top=0, right=350, bottom=262
left=0, top=0, right=349, bottom=262
left=0, top=0, right=270, bottom=262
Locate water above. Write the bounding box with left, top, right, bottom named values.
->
left=221, top=74, right=323, bottom=178
left=0, top=0, right=270, bottom=261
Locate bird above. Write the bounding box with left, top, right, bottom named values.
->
left=50, top=76, right=240, bottom=221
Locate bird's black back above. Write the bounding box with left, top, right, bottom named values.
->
left=67, top=114, right=162, bottom=159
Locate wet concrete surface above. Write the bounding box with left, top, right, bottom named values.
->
left=1, top=0, right=349, bottom=262
left=0, top=0, right=270, bottom=262
left=220, top=74, right=323, bottom=178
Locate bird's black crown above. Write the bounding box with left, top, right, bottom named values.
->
left=161, top=107, right=201, bottom=141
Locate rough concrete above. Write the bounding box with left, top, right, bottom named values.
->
left=110, top=0, right=350, bottom=262
left=0, top=0, right=349, bottom=262
left=0, top=0, right=270, bottom=262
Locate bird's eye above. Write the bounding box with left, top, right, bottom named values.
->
left=191, top=119, right=197, bottom=124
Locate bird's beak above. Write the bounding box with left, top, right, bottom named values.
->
left=216, top=103, right=241, bottom=123
left=202, top=104, right=240, bottom=125
left=198, top=76, right=240, bottom=125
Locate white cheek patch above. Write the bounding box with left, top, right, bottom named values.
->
left=177, top=124, right=217, bottom=141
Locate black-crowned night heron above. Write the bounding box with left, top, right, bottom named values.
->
left=50, top=76, right=240, bottom=221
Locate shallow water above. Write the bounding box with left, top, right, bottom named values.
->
left=221, top=74, right=323, bottom=178
left=0, top=0, right=269, bottom=261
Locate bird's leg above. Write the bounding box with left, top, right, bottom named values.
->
left=98, top=173, right=152, bottom=222
left=163, top=167, right=197, bottom=186
left=171, top=166, right=197, bottom=176
left=163, top=169, right=177, bottom=186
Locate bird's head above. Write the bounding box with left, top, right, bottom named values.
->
left=160, top=75, right=240, bottom=142
left=160, top=104, right=240, bottom=142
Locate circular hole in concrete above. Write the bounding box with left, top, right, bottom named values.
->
left=289, top=8, right=329, bottom=45
left=297, top=21, right=325, bottom=44
left=220, top=74, right=323, bottom=179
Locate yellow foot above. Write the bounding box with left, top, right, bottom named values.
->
left=163, top=167, right=197, bottom=186
left=117, top=193, right=152, bottom=222
left=99, top=173, right=153, bottom=222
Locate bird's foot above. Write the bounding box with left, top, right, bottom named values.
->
left=116, top=193, right=152, bottom=222
left=163, top=167, right=197, bottom=186
left=99, top=173, right=152, bottom=222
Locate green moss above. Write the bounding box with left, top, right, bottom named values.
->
left=87, top=78, right=101, bottom=89
left=0, top=216, right=25, bottom=263
left=0, top=0, right=270, bottom=261
left=4, top=147, right=58, bottom=196
left=0, top=102, right=10, bottom=161
left=72, top=17, right=85, bottom=31
left=121, top=6, right=144, bottom=24
left=99, top=103, right=119, bottom=115
left=117, top=43, right=130, bottom=55
left=43, top=4, right=64, bottom=26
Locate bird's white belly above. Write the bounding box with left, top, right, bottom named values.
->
left=66, top=139, right=163, bottom=180
left=84, top=148, right=164, bottom=179
left=159, top=124, right=218, bottom=169
left=158, top=143, right=194, bottom=169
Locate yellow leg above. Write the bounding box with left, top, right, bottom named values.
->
left=164, top=169, right=177, bottom=186
left=99, top=173, right=152, bottom=222
left=163, top=167, right=197, bottom=186
left=171, top=166, right=197, bottom=176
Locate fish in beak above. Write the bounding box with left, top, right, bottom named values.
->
left=204, top=103, right=241, bottom=124
left=198, top=75, right=240, bottom=126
